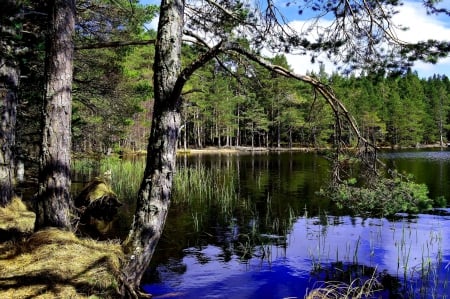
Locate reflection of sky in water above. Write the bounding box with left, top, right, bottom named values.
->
left=380, top=150, right=450, bottom=162
left=144, top=212, right=450, bottom=298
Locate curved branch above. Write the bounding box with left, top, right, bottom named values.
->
left=225, top=43, right=376, bottom=153
left=172, top=41, right=224, bottom=98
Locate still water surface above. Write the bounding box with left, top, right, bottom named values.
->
left=141, top=150, right=450, bottom=298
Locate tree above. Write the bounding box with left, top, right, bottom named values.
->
left=73, top=0, right=158, bottom=153
left=120, top=0, right=186, bottom=294
left=423, top=75, right=450, bottom=146
left=0, top=0, right=21, bottom=206
left=34, top=0, right=76, bottom=230
left=117, top=0, right=450, bottom=296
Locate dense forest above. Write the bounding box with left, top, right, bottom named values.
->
left=10, top=2, right=450, bottom=160
left=74, top=46, right=450, bottom=152
left=72, top=46, right=450, bottom=154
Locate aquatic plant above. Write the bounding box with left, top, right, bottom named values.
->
left=319, top=171, right=446, bottom=217
left=172, top=165, right=238, bottom=214
left=72, top=157, right=144, bottom=200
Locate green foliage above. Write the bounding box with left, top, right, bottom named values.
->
left=320, top=172, right=446, bottom=217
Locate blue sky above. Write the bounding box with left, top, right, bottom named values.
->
left=139, top=0, right=450, bottom=78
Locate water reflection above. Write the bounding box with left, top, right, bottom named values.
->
left=141, top=151, right=450, bottom=298
left=144, top=214, right=450, bottom=298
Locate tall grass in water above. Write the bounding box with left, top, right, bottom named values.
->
left=73, top=158, right=237, bottom=215
left=73, top=158, right=236, bottom=202
left=173, top=165, right=237, bottom=214
left=305, top=215, right=449, bottom=299
left=72, top=157, right=144, bottom=200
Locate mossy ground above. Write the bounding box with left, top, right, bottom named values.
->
left=0, top=198, right=123, bottom=299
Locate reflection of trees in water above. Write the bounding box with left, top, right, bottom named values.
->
left=148, top=153, right=335, bottom=269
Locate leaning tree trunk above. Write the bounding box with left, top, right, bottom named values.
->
left=0, top=0, right=20, bottom=207
left=34, top=0, right=75, bottom=230
left=121, top=0, right=185, bottom=295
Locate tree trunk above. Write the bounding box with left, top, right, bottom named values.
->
left=0, top=58, right=19, bottom=207
left=35, top=0, right=75, bottom=230
left=0, top=0, right=20, bottom=207
left=121, top=0, right=185, bottom=294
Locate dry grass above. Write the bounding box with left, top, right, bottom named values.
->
left=305, top=276, right=383, bottom=299
left=0, top=196, right=35, bottom=234
left=0, top=198, right=124, bottom=299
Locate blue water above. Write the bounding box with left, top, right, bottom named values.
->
left=144, top=213, right=450, bottom=298
left=142, top=151, right=450, bottom=298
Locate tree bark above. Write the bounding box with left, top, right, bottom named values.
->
left=35, top=0, right=75, bottom=230
left=0, top=0, right=20, bottom=207
left=0, top=58, right=19, bottom=207
left=121, top=0, right=185, bottom=294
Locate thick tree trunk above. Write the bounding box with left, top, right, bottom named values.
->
left=0, top=0, right=20, bottom=207
left=35, top=0, right=75, bottom=230
left=121, top=0, right=185, bottom=294
left=0, top=58, right=19, bottom=207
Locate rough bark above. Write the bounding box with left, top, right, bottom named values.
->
left=0, top=0, right=20, bottom=207
left=35, top=0, right=75, bottom=230
left=120, top=0, right=185, bottom=295
left=0, top=58, right=19, bottom=207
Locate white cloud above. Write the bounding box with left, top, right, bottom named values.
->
left=393, top=2, right=450, bottom=42
left=281, top=1, right=450, bottom=77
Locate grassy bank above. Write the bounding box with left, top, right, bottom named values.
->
left=0, top=198, right=122, bottom=299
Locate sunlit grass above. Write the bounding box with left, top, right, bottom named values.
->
left=306, top=274, right=382, bottom=299
left=0, top=196, right=35, bottom=234
left=0, top=228, right=122, bottom=298
left=173, top=165, right=238, bottom=211
left=72, top=157, right=144, bottom=200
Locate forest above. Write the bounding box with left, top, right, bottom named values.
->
left=74, top=46, right=450, bottom=153
left=5, top=1, right=450, bottom=160
left=1, top=0, right=450, bottom=298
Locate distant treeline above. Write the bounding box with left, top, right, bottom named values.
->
left=17, top=36, right=450, bottom=156
left=69, top=40, right=449, bottom=153
left=72, top=44, right=450, bottom=153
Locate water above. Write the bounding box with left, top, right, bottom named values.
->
left=139, top=150, right=450, bottom=298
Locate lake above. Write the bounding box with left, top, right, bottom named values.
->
left=101, top=149, right=450, bottom=298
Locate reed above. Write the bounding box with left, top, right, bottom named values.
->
left=302, top=213, right=449, bottom=299
left=306, top=273, right=382, bottom=299
left=72, top=157, right=145, bottom=200
left=173, top=165, right=238, bottom=214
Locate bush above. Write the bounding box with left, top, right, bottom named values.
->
left=319, top=172, right=446, bottom=217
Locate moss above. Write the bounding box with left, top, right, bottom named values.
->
left=75, top=177, right=122, bottom=223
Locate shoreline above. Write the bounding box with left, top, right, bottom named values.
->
left=176, top=143, right=448, bottom=155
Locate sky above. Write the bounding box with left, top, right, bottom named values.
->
left=139, top=0, right=450, bottom=78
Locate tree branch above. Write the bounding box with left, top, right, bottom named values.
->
left=226, top=43, right=376, bottom=153
left=172, top=41, right=224, bottom=98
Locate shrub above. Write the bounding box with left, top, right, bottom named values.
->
left=319, top=172, right=446, bottom=217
